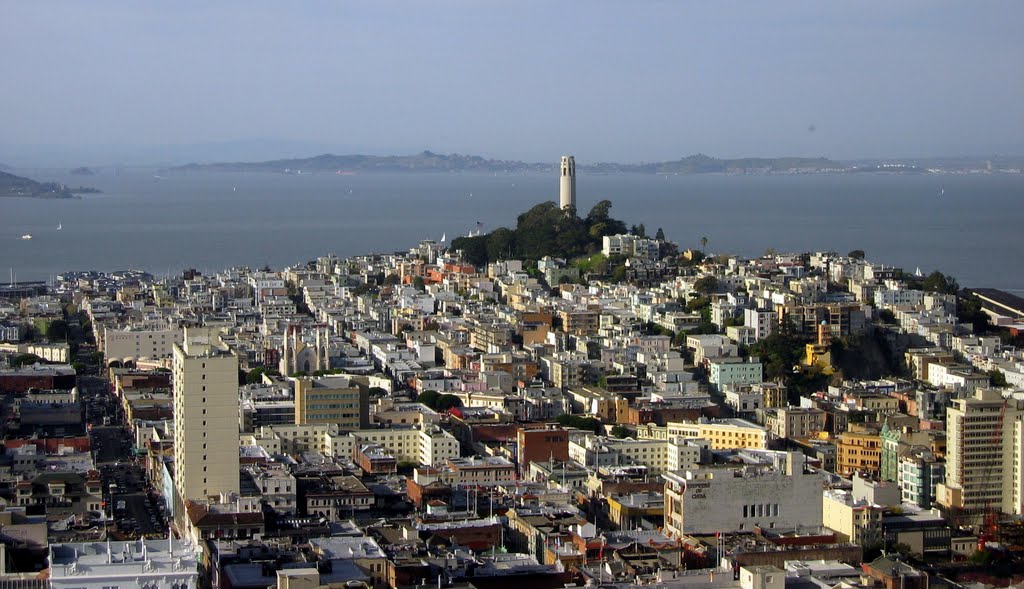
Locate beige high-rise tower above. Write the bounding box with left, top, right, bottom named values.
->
left=936, top=388, right=1024, bottom=523
left=172, top=327, right=240, bottom=510
left=559, top=155, right=576, bottom=211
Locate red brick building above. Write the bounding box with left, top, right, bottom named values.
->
left=516, top=424, right=568, bottom=472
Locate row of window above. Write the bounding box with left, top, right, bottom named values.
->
left=742, top=503, right=780, bottom=518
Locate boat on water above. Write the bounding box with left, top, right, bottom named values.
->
left=57, top=222, right=62, bottom=230
left=21, top=234, right=32, bottom=240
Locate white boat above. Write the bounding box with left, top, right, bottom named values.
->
left=440, top=233, right=447, bottom=243
left=57, top=222, right=62, bottom=230
left=21, top=234, right=32, bottom=240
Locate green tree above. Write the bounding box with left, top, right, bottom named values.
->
left=921, top=271, right=959, bottom=295
left=877, top=309, right=897, bottom=325
left=417, top=390, right=441, bottom=409
left=586, top=200, right=613, bottom=224
left=957, top=294, right=991, bottom=333
left=655, top=227, right=666, bottom=241
left=486, top=227, right=517, bottom=261
left=556, top=414, right=602, bottom=434
left=436, top=394, right=463, bottom=411
left=848, top=249, right=866, bottom=260
left=610, top=264, right=627, bottom=283
left=12, top=354, right=42, bottom=367
left=412, top=276, right=426, bottom=291
left=246, top=367, right=269, bottom=384
left=383, top=274, right=401, bottom=286
left=610, top=425, right=631, bottom=438
left=46, top=319, right=68, bottom=341
left=700, top=236, right=708, bottom=250
left=693, top=276, right=719, bottom=295
left=988, top=369, right=1008, bottom=388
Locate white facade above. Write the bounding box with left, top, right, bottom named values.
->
left=104, top=327, right=183, bottom=361
left=559, top=155, right=576, bottom=210
left=49, top=539, right=199, bottom=589
left=663, top=453, right=822, bottom=536
left=744, top=309, right=776, bottom=341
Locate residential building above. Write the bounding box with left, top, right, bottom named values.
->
left=937, top=388, right=1024, bottom=521
left=172, top=328, right=240, bottom=509
left=836, top=427, right=882, bottom=477
left=760, top=407, right=826, bottom=439
left=709, top=357, right=763, bottom=391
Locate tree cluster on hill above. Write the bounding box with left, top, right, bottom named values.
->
left=417, top=390, right=463, bottom=411
left=450, top=200, right=629, bottom=267
left=555, top=413, right=602, bottom=434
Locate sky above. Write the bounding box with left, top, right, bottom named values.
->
left=2, top=1, right=1023, bottom=164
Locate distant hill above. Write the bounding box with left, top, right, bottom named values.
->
left=169, top=151, right=847, bottom=174
left=0, top=170, right=98, bottom=199
left=588, top=154, right=845, bottom=174
left=70, top=166, right=96, bottom=175
left=169, top=151, right=550, bottom=173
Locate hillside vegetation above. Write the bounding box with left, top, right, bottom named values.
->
left=450, top=200, right=629, bottom=267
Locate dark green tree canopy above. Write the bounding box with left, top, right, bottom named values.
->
left=451, top=200, right=629, bottom=267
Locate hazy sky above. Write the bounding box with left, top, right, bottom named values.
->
left=2, top=1, right=1022, bottom=163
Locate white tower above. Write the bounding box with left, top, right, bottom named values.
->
left=559, top=155, right=576, bottom=211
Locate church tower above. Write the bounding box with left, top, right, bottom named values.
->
left=559, top=155, right=576, bottom=211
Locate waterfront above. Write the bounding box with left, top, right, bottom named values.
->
left=2, top=169, right=1022, bottom=293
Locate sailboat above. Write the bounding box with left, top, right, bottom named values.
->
left=57, top=222, right=62, bottom=231
left=440, top=233, right=447, bottom=243
left=21, top=234, right=32, bottom=240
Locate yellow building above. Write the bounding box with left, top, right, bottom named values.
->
left=607, top=492, right=664, bottom=530
left=822, top=489, right=884, bottom=543
left=294, top=375, right=368, bottom=429
left=665, top=419, right=767, bottom=450
left=836, top=427, right=882, bottom=477
left=172, top=328, right=240, bottom=508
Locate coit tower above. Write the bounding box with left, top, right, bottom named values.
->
left=559, top=155, right=576, bottom=211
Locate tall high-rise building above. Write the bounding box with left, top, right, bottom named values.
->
left=559, top=155, right=576, bottom=211
left=937, top=388, right=1024, bottom=522
left=172, top=328, right=240, bottom=508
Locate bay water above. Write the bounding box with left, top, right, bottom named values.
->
left=1, top=169, right=1021, bottom=294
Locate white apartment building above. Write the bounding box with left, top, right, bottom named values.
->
left=725, top=388, right=763, bottom=413
left=761, top=407, right=827, bottom=439
left=744, top=309, right=776, bottom=341
left=874, top=289, right=924, bottom=309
